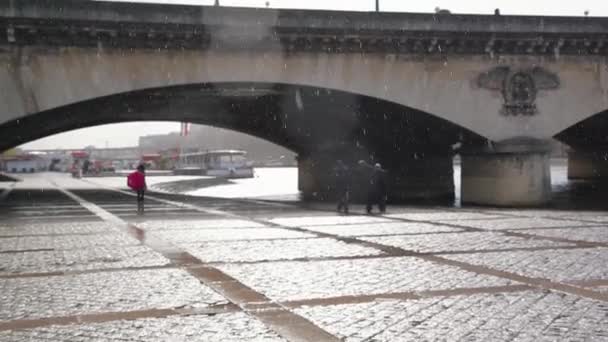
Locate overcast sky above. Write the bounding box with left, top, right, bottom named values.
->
left=21, top=0, right=608, bottom=150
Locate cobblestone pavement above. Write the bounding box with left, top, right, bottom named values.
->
left=293, top=291, right=608, bottom=341
left=269, top=215, right=393, bottom=227
left=0, top=269, right=226, bottom=321
left=386, top=211, right=506, bottom=221
left=151, top=227, right=315, bottom=243
left=0, top=246, right=170, bottom=274
left=482, top=209, right=608, bottom=222
left=137, top=219, right=266, bottom=230
left=0, top=174, right=607, bottom=341
left=595, top=286, right=608, bottom=294
left=0, top=232, right=139, bottom=252
left=218, top=257, right=513, bottom=301
left=362, top=232, right=572, bottom=254
left=0, top=221, right=118, bottom=237
left=515, top=226, right=608, bottom=243
left=0, top=312, right=285, bottom=342
left=300, top=221, right=464, bottom=237
left=183, top=238, right=383, bottom=263
left=446, top=248, right=608, bottom=283
left=442, top=217, right=594, bottom=230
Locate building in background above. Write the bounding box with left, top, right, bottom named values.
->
left=138, top=125, right=297, bottom=167
left=3, top=154, right=47, bottom=173
left=139, top=132, right=184, bottom=154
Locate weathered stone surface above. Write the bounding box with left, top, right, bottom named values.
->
left=0, top=269, right=226, bottom=321
left=2, top=179, right=608, bottom=341
left=0, top=313, right=285, bottom=342
left=295, top=291, right=608, bottom=341
left=218, top=257, right=512, bottom=301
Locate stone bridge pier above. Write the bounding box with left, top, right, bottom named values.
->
left=460, top=140, right=552, bottom=206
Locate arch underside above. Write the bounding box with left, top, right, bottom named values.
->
left=0, top=83, right=484, bottom=157
left=554, top=108, right=608, bottom=151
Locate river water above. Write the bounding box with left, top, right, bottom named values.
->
left=185, top=162, right=606, bottom=209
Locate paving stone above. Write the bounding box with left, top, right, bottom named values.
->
left=294, top=291, right=608, bottom=342
left=0, top=222, right=115, bottom=237
left=103, top=207, right=194, bottom=214
left=445, top=217, right=592, bottom=231
left=152, top=228, right=314, bottom=243
left=270, top=215, right=393, bottom=227
left=182, top=238, right=384, bottom=263
left=0, top=269, right=226, bottom=321
left=0, top=205, right=83, bottom=211
left=386, top=211, right=507, bottom=222
left=484, top=209, right=608, bottom=222
left=218, top=257, right=513, bottom=302
left=3, top=182, right=608, bottom=340
left=0, top=246, right=169, bottom=274
left=558, top=214, right=608, bottom=223
left=0, top=312, right=285, bottom=341
left=0, top=232, right=139, bottom=252
left=515, top=226, right=608, bottom=244
left=302, top=222, right=463, bottom=237
left=593, top=286, right=608, bottom=294
left=363, top=232, right=571, bottom=254
left=2, top=208, right=92, bottom=217
left=137, top=219, right=267, bottom=231
left=447, top=248, right=608, bottom=283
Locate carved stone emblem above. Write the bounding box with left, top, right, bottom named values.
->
left=478, top=66, right=560, bottom=116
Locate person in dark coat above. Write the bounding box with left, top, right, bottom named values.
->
left=82, top=159, right=91, bottom=175
left=359, top=160, right=387, bottom=214
left=334, top=160, right=351, bottom=214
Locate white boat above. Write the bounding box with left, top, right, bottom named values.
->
left=176, top=150, right=254, bottom=178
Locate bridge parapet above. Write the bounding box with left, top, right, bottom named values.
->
left=1, top=0, right=607, bottom=56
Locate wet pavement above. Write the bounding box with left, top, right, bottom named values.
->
left=0, top=173, right=607, bottom=341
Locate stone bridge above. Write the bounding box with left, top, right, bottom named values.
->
left=1, top=0, right=608, bottom=205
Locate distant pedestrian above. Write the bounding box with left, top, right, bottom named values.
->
left=127, top=164, right=147, bottom=214
left=334, top=160, right=351, bottom=214
left=82, top=159, right=91, bottom=176
left=359, top=160, right=387, bottom=214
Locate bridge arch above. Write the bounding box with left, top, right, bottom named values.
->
left=554, top=108, right=608, bottom=151
left=3, top=47, right=608, bottom=143
left=0, top=81, right=483, bottom=155
left=2, top=47, right=498, bottom=141
left=2, top=81, right=485, bottom=203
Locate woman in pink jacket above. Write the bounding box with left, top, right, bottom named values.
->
left=127, top=164, right=147, bottom=214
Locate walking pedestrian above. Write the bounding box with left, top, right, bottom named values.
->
left=127, top=164, right=147, bottom=214
left=334, top=160, right=351, bottom=214
left=358, top=160, right=387, bottom=214
left=82, top=159, right=91, bottom=176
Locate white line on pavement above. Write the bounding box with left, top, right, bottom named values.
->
left=52, top=184, right=124, bottom=226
